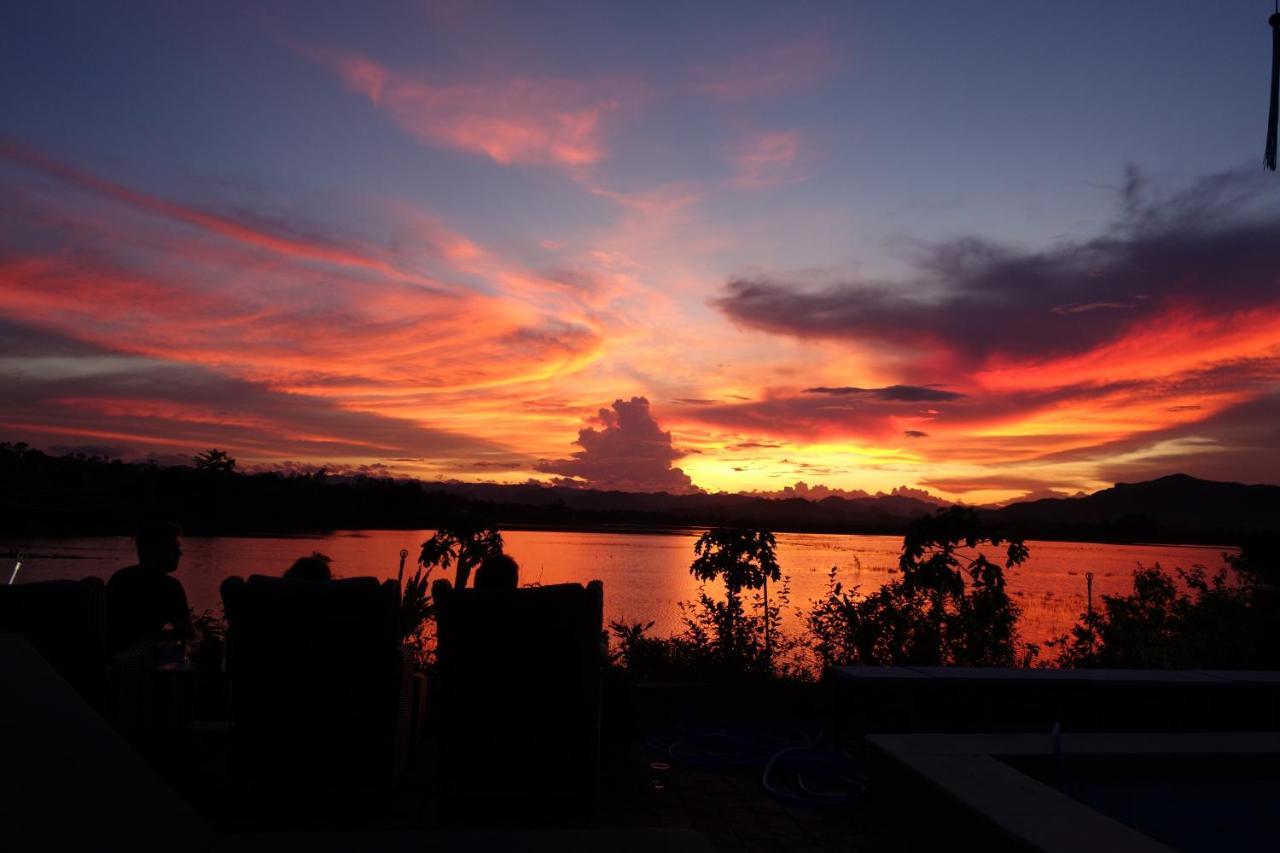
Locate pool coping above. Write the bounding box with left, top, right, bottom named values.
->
left=834, top=665, right=1280, bottom=687
left=866, top=731, right=1280, bottom=853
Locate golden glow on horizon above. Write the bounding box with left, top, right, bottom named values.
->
left=4, top=63, right=1280, bottom=504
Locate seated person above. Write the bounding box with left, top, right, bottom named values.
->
left=106, top=522, right=196, bottom=653
left=473, top=554, right=519, bottom=590
left=284, top=552, right=333, bottom=581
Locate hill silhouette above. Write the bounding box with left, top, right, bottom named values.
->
left=984, top=473, right=1280, bottom=543
left=0, top=443, right=1275, bottom=544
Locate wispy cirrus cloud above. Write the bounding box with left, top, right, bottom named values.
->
left=726, top=130, right=809, bottom=189
left=0, top=319, right=509, bottom=467
left=0, top=138, right=430, bottom=285
left=318, top=50, right=636, bottom=168
left=0, top=141, right=618, bottom=468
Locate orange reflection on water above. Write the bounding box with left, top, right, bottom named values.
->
left=5, top=529, right=1234, bottom=656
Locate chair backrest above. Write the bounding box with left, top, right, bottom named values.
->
left=0, top=577, right=107, bottom=702
left=433, top=579, right=604, bottom=677
left=220, top=575, right=401, bottom=797
left=431, top=579, right=604, bottom=796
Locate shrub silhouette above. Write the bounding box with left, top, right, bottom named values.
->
left=683, top=527, right=789, bottom=675
left=807, top=507, right=1030, bottom=667
left=1055, top=563, right=1273, bottom=668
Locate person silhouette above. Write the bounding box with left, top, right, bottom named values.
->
left=106, top=521, right=196, bottom=653
left=284, top=552, right=333, bottom=581
left=473, top=553, right=519, bottom=590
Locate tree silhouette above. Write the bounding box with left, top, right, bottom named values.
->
left=193, top=448, right=236, bottom=473
left=807, top=507, right=1029, bottom=667
left=419, top=521, right=505, bottom=590
left=689, top=527, right=781, bottom=667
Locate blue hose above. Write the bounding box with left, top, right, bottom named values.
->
left=647, top=725, right=866, bottom=806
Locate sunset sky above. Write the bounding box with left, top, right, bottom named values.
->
left=3, top=1, right=1279, bottom=504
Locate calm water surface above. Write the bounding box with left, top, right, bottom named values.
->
left=3, top=530, right=1233, bottom=653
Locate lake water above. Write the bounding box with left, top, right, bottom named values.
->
left=2, top=529, right=1234, bottom=656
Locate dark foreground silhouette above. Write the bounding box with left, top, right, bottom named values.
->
left=2, top=512, right=1278, bottom=852
left=106, top=521, right=195, bottom=653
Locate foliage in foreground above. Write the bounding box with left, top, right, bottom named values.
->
left=685, top=527, right=789, bottom=675
left=805, top=507, right=1033, bottom=668
left=610, top=511, right=1035, bottom=680
left=400, top=515, right=508, bottom=665
left=605, top=527, right=803, bottom=681
left=607, top=581, right=808, bottom=682
left=1053, top=563, right=1275, bottom=669
left=1049, top=532, right=1279, bottom=669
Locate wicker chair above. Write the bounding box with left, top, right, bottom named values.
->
left=0, top=577, right=108, bottom=705
left=430, top=578, right=605, bottom=816
left=220, top=575, right=415, bottom=815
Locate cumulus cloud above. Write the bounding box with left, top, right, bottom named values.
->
left=744, top=481, right=870, bottom=500
left=744, top=481, right=947, bottom=504
left=536, top=397, right=698, bottom=493
left=886, top=485, right=946, bottom=503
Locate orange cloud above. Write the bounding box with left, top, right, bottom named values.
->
left=1, top=142, right=617, bottom=402
left=5, top=129, right=1279, bottom=498
left=321, top=51, right=628, bottom=167
left=0, top=253, right=603, bottom=399
left=976, top=305, right=1280, bottom=393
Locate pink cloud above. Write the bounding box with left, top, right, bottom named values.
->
left=0, top=145, right=611, bottom=405
left=0, top=138, right=425, bottom=283
left=727, top=130, right=808, bottom=189
left=324, top=51, right=628, bottom=167
left=536, top=397, right=698, bottom=493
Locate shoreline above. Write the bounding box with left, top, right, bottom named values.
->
left=1, top=523, right=1243, bottom=552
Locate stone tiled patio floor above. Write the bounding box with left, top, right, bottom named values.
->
left=592, top=744, right=904, bottom=852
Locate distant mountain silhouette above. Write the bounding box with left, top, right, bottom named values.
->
left=428, top=481, right=943, bottom=534
left=984, top=474, right=1280, bottom=542
left=1, top=443, right=1275, bottom=543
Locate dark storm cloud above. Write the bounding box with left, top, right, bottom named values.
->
left=804, top=385, right=964, bottom=402
left=715, top=168, right=1280, bottom=372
